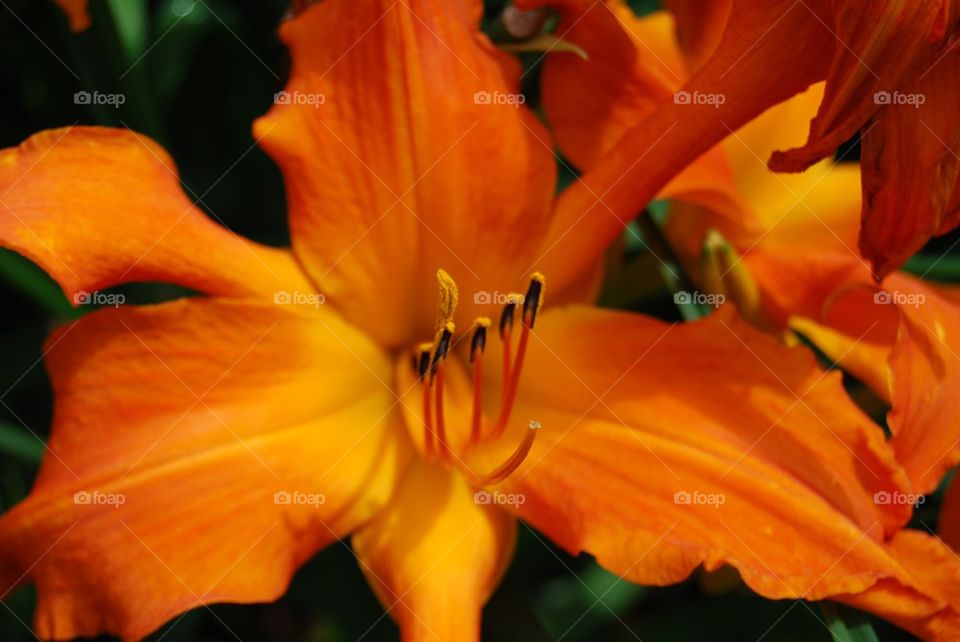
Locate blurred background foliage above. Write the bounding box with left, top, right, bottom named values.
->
left=0, top=0, right=947, bottom=640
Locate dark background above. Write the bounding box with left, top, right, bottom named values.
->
left=0, top=0, right=943, bottom=640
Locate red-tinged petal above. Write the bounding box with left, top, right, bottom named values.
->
left=0, top=127, right=313, bottom=303
left=0, top=299, right=411, bottom=641
left=661, top=0, right=732, bottom=72
left=254, top=0, right=557, bottom=349
left=836, top=530, right=960, bottom=641
left=489, top=307, right=960, bottom=636
left=53, top=0, right=89, bottom=31
left=941, top=477, right=960, bottom=552
left=769, top=1, right=947, bottom=173
left=530, top=0, right=834, bottom=288
left=858, top=47, right=960, bottom=278
left=352, top=462, right=516, bottom=642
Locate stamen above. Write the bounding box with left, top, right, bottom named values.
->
left=499, top=301, right=516, bottom=392
left=431, top=324, right=454, bottom=462
left=491, top=275, right=544, bottom=439
left=469, top=318, right=491, bottom=445
left=417, top=343, right=434, bottom=457
left=473, top=424, right=539, bottom=485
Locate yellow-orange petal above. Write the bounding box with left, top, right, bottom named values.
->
left=0, top=299, right=412, bottom=641
left=858, top=47, right=960, bottom=278
left=53, top=0, right=89, bottom=31
left=0, top=127, right=313, bottom=303
left=352, top=461, right=516, bottom=642
left=491, top=306, right=960, bottom=638
left=661, top=0, right=732, bottom=72
left=254, top=0, right=557, bottom=348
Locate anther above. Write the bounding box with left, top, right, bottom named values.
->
left=417, top=344, right=432, bottom=380
left=430, top=322, right=455, bottom=375
left=499, top=301, right=516, bottom=340
left=470, top=318, right=490, bottom=363
left=435, top=269, right=459, bottom=327
left=522, top=272, right=545, bottom=328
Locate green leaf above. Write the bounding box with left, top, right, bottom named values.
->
left=904, top=254, right=960, bottom=283
left=0, top=249, right=78, bottom=319
left=820, top=602, right=880, bottom=642
left=0, top=421, right=44, bottom=464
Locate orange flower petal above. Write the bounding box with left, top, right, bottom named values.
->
left=661, top=0, right=732, bottom=72
left=53, top=0, right=89, bottom=31
left=537, top=4, right=744, bottom=224
left=491, top=306, right=960, bottom=638
left=837, top=530, right=960, bottom=641
left=858, top=47, right=960, bottom=278
left=531, top=0, right=833, bottom=288
left=0, top=127, right=313, bottom=303
left=254, top=0, right=557, bottom=348
left=769, top=1, right=946, bottom=174
left=352, top=461, right=516, bottom=642
left=0, top=299, right=411, bottom=641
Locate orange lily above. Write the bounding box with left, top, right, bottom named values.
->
left=525, top=0, right=960, bottom=279
left=539, top=0, right=960, bottom=499
left=1, top=2, right=959, bottom=642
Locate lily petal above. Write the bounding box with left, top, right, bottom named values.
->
left=0, top=127, right=312, bottom=303
left=941, top=476, right=960, bottom=552
left=254, top=0, right=557, bottom=348
left=492, top=306, right=960, bottom=638
left=352, top=461, right=516, bottom=642
left=858, top=47, right=960, bottom=277
left=0, top=299, right=411, bottom=641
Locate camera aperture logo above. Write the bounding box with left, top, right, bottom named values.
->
left=873, top=290, right=925, bottom=308
left=73, top=490, right=125, bottom=508
left=673, top=490, right=725, bottom=508
left=873, top=491, right=924, bottom=507
left=74, top=290, right=125, bottom=308
left=74, top=90, right=126, bottom=108
left=474, top=291, right=524, bottom=305
left=473, top=90, right=526, bottom=108
left=273, top=491, right=326, bottom=508
left=474, top=490, right=525, bottom=508
left=274, top=90, right=326, bottom=108
left=673, top=90, right=725, bottom=108
left=873, top=91, right=925, bottom=108
left=674, top=290, right=725, bottom=308
left=274, top=290, right=326, bottom=308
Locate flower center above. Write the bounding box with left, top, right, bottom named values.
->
left=413, top=269, right=544, bottom=485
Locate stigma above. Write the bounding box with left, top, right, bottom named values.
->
left=415, top=270, right=545, bottom=486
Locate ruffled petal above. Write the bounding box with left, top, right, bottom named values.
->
left=0, top=299, right=411, bottom=641
left=254, top=0, right=557, bottom=348
left=491, top=306, right=960, bottom=638
left=0, top=127, right=313, bottom=303
left=352, top=461, right=515, bottom=642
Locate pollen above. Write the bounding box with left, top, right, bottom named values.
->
left=435, top=268, right=459, bottom=327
